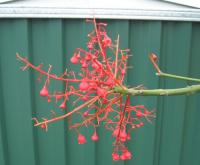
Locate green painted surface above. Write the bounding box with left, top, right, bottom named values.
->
left=0, top=19, right=200, bottom=165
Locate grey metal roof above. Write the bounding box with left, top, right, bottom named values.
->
left=0, top=0, right=200, bottom=21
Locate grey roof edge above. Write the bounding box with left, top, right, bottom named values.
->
left=0, top=7, right=200, bottom=21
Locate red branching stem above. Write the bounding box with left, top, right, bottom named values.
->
left=93, top=19, right=116, bottom=81
left=93, top=18, right=106, bottom=60
left=34, top=96, right=99, bottom=127
left=149, top=53, right=161, bottom=73
left=114, top=35, right=120, bottom=78
left=116, top=96, right=130, bottom=138
left=16, top=53, right=109, bottom=86
left=69, top=96, right=121, bottom=128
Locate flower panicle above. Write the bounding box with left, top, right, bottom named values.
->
left=16, top=18, right=155, bottom=161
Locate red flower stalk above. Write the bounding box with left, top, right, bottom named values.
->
left=16, top=18, right=155, bottom=161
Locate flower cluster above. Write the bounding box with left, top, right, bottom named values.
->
left=16, top=19, right=155, bottom=161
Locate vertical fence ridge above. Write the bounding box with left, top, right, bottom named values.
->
left=158, top=22, right=193, bottom=165
left=27, top=18, right=40, bottom=165
left=0, top=55, right=9, bottom=165
left=178, top=22, right=193, bottom=165
left=0, top=19, right=37, bottom=165
left=179, top=22, right=200, bottom=165
left=127, top=20, right=162, bottom=165
left=153, top=21, right=165, bottom=165
left=30, top=19, right=67, bottom=165
left=60, top=18, right=69, bottom=165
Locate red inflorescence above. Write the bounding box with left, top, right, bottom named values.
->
left=16, top=18, right=155, bottom=161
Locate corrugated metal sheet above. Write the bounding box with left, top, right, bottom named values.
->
left=1, top=0, right=200, bottom=21
left=0, top=19, right=200, bottom=165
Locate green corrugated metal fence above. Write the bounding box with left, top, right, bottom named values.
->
left=0, top=19, right=200, bottom=165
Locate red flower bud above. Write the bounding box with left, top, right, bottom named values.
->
left=89, top=82, right=97, bottom=89
left=120, top=129, right=127, bottom=142
left=82, top=61, right=88, bottom=68
left=126, top=133, right=131, bottom=140
left=40, top=85, right=49, bottom=97
left=81, top=95, right=88, bottom=101
left=121, top=69, right=126, bottom=75
left=83, top=110, right=90, bottom=117
left=55, top=95, right=63, bottom=102
left=120, top=154, right=126, bottom=160
left=70, top=56, right=79, bottom=64
left=92, top=62, right=99, bottom=70
left=123, top=150, right=132, bottom=159
left=79, top=81, right=89, bottom=91
left=112, top=153, right=120, bottom=161
left=97, top=87, right=107, bottom=97
left=87, top=42, right=93, bottom=50
left=59, top=100, right=66, bottom=109
left=106, top=78, right=114, bottom=86
left=40, top=123, right=47, bottom=131
left=91, top=132, right=99, bottom=141
left=77, top=133, right=86, bottom=144
left=112, top=128, right=120, bottom=137
left=47, top=97, right=51, bottom=103
left=136, top=110, right=143, bottom=117
left=103, top=35, right=112, bottom=47
left=85, top=54, right=91, bottom=61
left=139, top=122, right=144, bottom=126
left=136, top=124, right=141, bottom=128
left=151, top=53, right=158, bottom=62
